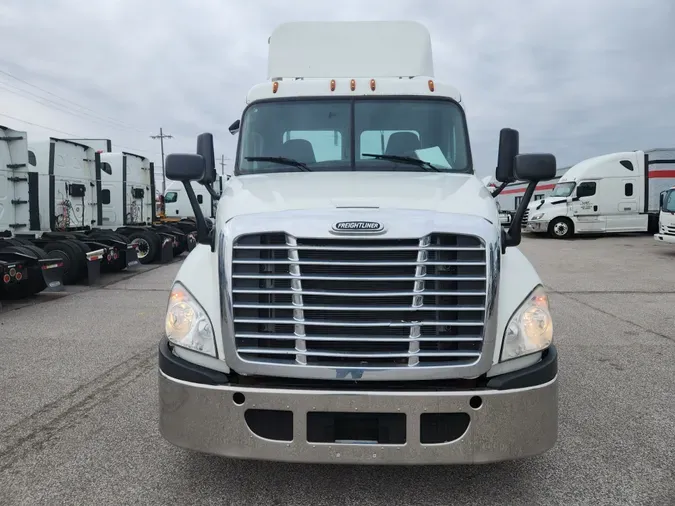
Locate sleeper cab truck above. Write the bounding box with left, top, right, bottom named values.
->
left=156, top=21, right=559, bottom=465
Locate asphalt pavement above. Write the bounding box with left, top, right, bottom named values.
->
left=0, top=234, right=673, bottom=506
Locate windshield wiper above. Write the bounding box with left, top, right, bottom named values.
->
left=361, top=153, right=441, bottom=172
left=245, top=156, right=311, bottom=172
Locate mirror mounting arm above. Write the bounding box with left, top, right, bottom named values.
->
left=490, top=180, right=510, bottom=198
left=183, top=181, right=209, bottom=245
left=204, top=183, right=221, bottom=200
left=502, top=180, right=538, bottom=252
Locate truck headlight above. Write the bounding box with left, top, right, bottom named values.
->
left=530, top=213, right=544, bottom=221
left=501, top=285, right=553, bottom=361
left=165, top=282, right=216, bottom=357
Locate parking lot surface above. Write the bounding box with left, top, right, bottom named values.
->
left=1, top=234, right=673, bottom=506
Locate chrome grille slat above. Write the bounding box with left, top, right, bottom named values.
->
left=231, top=232, right=487, bottom=368
left=233, top=274, right=486, bottom=281
left=233, top=288, right=485, bottom=297
left=236, top=348, right=481, bottom=359
left=235, top=332, right=483, bottom=342
left=233, top=259, right=485, bottom=266
left=233, top=303, right=485, bottom=311
left=233, top=318, right=484, bottom=327
left=234, top=245, right=485, bottom=252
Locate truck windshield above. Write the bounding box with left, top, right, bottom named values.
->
left=664, top=190, right=675, bottom=212
left=550, top=182, right=575, bottom=197
left=236, top=98, right=471, bottom=175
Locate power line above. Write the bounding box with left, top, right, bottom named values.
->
left=0, top=66, right=147, bottom=133
left=0, top=112, right=160, bottom=157
left=0, top=80, right=148, bottom=133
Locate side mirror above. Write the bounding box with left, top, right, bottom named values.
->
left=165, top=153, right=205, bottom=181
left=229, top=119, right=240, bottom=135
left=514, top=153, right=557, bottom=182
left=197, top=133, right=217, bottom=185
left=495, top=128, right=519, bottom=183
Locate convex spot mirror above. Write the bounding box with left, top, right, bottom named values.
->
left=495, top=128, right=519, bottom=183
left=514, top=153, right=557, bottom=182
left=165, top=153, right=206, bottom=182
left=197, top=132, right=217, bottom=186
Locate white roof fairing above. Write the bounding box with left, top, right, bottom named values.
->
left=267, top=21, right=435, bottom=79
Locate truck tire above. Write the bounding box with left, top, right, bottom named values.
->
left=43, top=240, right=85, bottom=284
left=127, top=230, right=160, bottom=264
left=548, top=217, right=574, bottom=239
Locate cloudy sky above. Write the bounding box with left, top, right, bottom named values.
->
left=1, top=0, right=673, bottom=187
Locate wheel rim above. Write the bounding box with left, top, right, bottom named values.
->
left=131, top=238, right=150, bottom=259
left=553, top=222, right=569, bottom=236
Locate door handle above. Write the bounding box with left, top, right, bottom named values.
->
left=593, top=205, right=598, bottom=211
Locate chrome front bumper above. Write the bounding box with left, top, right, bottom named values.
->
left=158, top=343, right=559, bottom=465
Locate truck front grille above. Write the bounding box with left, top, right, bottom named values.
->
left=231, top=233, right=488, bottom=369
left=521, top=209, right=529, bottom=227
left=665, top=225, right=675, bottom=236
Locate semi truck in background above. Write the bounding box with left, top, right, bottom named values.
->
left=491, top=167, right=569, bottom=213
left=524, top=149, right=675, bottom=239
left=162, top=177, right=223, bottom=220
left=66, top=139, right=194, bottom=263
left=157, top=20, right=559, bottom=465
left=1, top=126, right=64, bottom=298
left=654, top=185, right=675, bottom=244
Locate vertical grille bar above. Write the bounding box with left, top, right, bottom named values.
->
left=408, top=235, right=430, bottom=366
left=287, top=234, right=307, bottom=365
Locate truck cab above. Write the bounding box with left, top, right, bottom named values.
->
left=655, top=186, right=675, bottom=244
left=157, top=21, right=559, bottom=465
left=525, top=150, right=675, bottom=239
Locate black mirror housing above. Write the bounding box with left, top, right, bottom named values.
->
left=514, top=153, right=557, bottom=182
left=229, top=119, right=240, bottom=135
left=495, top=128, right=519, bottom=183
left=165, top=153, right=206, bottom=182
left=197, top=133, right=217, bottom=185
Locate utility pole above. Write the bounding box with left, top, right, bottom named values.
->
left=150, top=127, right=173, bottom=194
left=219, top=155, right=232, bottom=179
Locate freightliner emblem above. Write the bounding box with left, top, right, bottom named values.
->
left=332, top=221, right=384, bottom=233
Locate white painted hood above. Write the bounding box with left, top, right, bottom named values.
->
left=217, top=171, right=498, bottom=222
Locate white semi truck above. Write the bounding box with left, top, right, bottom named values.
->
left=157, top=21, right=559, bottom=465
left=654, top=185, right=675, bottom=245
left=524, top=149, right=675, bottom=239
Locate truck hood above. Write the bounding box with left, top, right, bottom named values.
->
left=218, top=171, right=498, bottom=221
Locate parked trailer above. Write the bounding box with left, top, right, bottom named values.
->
left=524, top=149, right=675, bottom=238
left=65, top=138, right=190, bottom=263
left=1, top=126, right=72, bottom=298
left=16, top=137, right=139, bottom=283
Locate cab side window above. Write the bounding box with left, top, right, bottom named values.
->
left=576, top=182, right=596, bottom=198
left=164, top=192, right=178, bottom=203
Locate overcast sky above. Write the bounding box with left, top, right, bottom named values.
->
left=1, top=0, right=673, bottom=184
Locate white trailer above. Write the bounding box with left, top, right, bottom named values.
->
left=524, top=149, right=675, bottom=238
left=0, top=126, right=65, bottom=298
left=157, top=21, right=559, bottom=465
left=654, top=185, right=675, bottom=245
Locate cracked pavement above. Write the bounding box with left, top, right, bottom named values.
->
left=0, top=235, right=674, bottom=506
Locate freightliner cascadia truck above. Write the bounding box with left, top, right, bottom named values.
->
left=157, top=21, right=559, bottom=464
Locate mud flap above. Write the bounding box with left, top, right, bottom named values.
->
left=85, top=248, right=105, bottom=285
left=160, top=236, right=174, bottom=264
left=123, top=245, right=140, bottom=270
left=39, top=258, right=65, bottom=293
left=186, top=232, right=197, bottom=252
